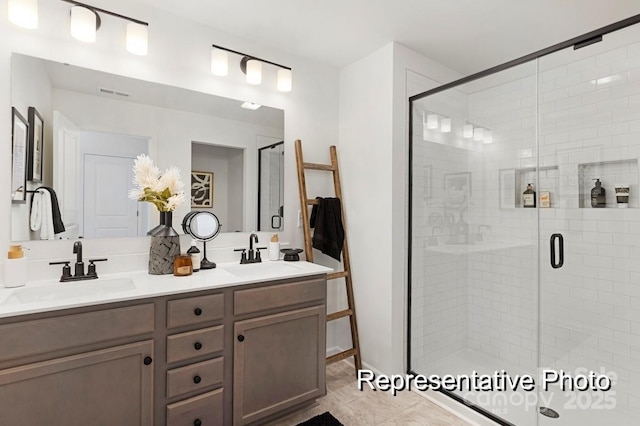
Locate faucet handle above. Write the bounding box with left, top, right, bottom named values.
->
left=234, top=248, right=248, bottom=264
left=49, top=261, right=71, bottom=281
left=255, top=247, right=267, bottom=263
left=87, top=258, right=108, bottom=276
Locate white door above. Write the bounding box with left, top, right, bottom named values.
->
left=77, top=131, right=149, bottom=238
left=52, top=111, right=80, bottom=238
left=83, top=154, right=139, bottom=238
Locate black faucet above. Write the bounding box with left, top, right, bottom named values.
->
left=248, top=233, right=259, bottom=262
left=73, top=241, right=84, bottom=277
left=49, top=241, right=108, bottom=282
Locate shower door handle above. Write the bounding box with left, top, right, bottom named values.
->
left=550, top=233, right=564, bottom=269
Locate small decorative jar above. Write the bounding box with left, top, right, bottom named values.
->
left=173, top=254, right=193, bottom=277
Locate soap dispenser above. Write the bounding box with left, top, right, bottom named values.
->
left=523, top=183, right=536, bottom=208
left=591, top=178, right=606, bottom=208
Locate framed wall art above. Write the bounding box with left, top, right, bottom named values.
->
left=11, top=107, right=28, bottom=203
left=27, top=106, right=44, bottom=182
left=191, top=171, right=213, bottom=208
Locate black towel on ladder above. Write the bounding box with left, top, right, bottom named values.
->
left=309, top=197, right=344, bottom=261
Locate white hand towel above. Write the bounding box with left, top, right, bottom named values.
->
left=30, top=191, right=55, bottom=240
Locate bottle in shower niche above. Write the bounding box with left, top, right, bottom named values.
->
left=591, top=178, right=606, bottom=208
left=523, top=183, right=536, bottom=208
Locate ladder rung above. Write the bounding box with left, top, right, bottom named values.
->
left=327, top=271, right=349, bottom=280
left=304, top=162, right=334, bottom=171
left=327, top=309, right=352, bottom=322
left=327, top=348, right=358, bottom=365
left=307, top=199, right=319, bottom=205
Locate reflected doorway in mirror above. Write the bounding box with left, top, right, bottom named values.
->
left=191, top=171, right=213, bottom=208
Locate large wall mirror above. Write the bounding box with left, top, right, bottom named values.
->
left=10, top=53, right=284, bottom=242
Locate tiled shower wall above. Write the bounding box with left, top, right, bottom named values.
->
left=411, top=23, right=640, bottom=415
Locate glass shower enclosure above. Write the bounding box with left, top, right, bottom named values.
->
left=409, top=15, right=640, bottom=426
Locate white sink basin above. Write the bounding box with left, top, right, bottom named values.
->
left=222, top=262, right=301, bottom=277
left=1, top=277, right=136, bottom=306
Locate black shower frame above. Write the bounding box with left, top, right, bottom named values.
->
left=407, top=12, right=640, bottom=426
left=257, top=140, right=284, bottom=231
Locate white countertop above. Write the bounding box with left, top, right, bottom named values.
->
left=0, top=261, right=332, bottom=319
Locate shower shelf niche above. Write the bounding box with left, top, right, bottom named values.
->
left=501, top=166, right=559, bottom=208
left=578, top=159, right=639, bottom=209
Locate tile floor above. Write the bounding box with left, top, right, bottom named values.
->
left=267, top=360, right=472, bottom=426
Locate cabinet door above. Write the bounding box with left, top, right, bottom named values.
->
left=0, top=340, right=154, bottom=426
left=233, top=305, right=326, bottom=426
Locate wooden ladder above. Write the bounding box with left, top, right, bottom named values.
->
left=294, top=139, right=362, bottom=371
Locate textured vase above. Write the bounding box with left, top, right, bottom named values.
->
left=148, top=212, right=181, bottom=275
left=147, top=211, right=167, bottom=236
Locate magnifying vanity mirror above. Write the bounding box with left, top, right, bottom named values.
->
left=10, top=53, right=285, bottom=242
left=182, top=211, right=221, bottom=269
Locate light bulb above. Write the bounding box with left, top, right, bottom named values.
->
left=70, top=6, right=97, bottom=43
left=246, top=59, right=262, bottom=85
left=473, top=127, right=484, bottom=141
left=483, top=130, right=493, bottom=144
left=426, top=114, right=438, bottom=129
left=277, top=68, right=292, bottom=92
left=211, top=48, right=229, bottom=76
left=8, top=0, right=38, bottom=29
left=126, top=22, right=148, bottom=55
left=441, top=117, right=451, bottom=133
left=463, top=124, right=473, bottom=138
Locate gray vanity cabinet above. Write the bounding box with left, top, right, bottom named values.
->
left=0, top=340, right=154, bottom=425
left=232, top=277, right=327, bottom=426
left=0, top=304, right=156, bottom=425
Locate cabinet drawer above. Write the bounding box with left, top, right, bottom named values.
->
left=234, top=277, right=325, bottom=316
left=166, top=357, right=224, bottom=399
left=167, top=293, right=224, bottom=329
left=167, top=326, right=224, bottom=364
left=0, top=304, right=155, bottom=362
left=166, top=388, right=223, bottom=426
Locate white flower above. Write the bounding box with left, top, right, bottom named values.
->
left=159, top=167, right=185, bottom=195
left=128, top=154, right=186, bottom=212
left=166, top=192, right=186, bottom=211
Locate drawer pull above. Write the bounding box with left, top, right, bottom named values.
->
left=237, top=334, right=245, bottom=342
left=194, top=341, right=203, bottom=351
left=143, top=356, right=153, bottom=365
left=193, top=375, right=202, bottom=384
left=194, top=308, right=203, bottom=316
left=194, top=419, right=202, bottom=426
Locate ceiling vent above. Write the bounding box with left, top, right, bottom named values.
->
left=98, top=87, right=130, bottom=97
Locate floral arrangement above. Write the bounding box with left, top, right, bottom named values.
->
left=128, top=154, right=186, bottom=212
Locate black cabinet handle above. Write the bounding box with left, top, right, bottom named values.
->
left=193, top=375, right=202, bottom=384
left=550, top=233, right=564, bottom=269
left=194, top=341, right=203, bottom=351
left=194, top=419, right=202, bottom=426
left=194, top=308, right=203, bottom=316
left=143, top=356, right=153, bottom=365
left=237, top=334, right=245, bottom=342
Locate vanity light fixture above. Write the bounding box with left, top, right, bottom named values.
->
left=61, top=0, right=149, bottom=55
left=483, top=130, right=493, bottom=144
left=473, top=127, right=484, bottom=141
left=241, top=102, right=262, bottom=110
left=426, top=114, right=439, bottom=129
left=463, top=124, right=474, bottom=139
left=8, top=0, right=38, bottom=29
left=211, top=44, right=293, bottom=92
left=440, top=117, right=452, bottom=133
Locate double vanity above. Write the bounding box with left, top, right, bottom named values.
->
left=0, top=261, right=331, bottom=426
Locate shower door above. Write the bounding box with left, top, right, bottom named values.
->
left=537, top=22, right=640, bottom=426
left=410, top=61, right=540, bottom=426
left=410, top=16, right=640, bottom=426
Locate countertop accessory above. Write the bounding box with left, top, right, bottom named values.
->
left=182, top=211, right=221, bottom=269
left=173, top=254, right=193, bottom=276
left=148, top=211, right=180, bottom=275
left=268, top=234, right=280, bottom=261
left=280, top=248, right=303, bottom=262
left=4, top=245, right=27, bottom=288
left=187, top=239, right=201, bottom=272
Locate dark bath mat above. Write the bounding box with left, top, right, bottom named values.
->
left=296, top=411, right=344, bottom=426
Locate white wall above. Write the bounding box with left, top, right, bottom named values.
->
left=0, top=0, right=339, bottom=280
left=338, top=42, right=460, bottom=374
